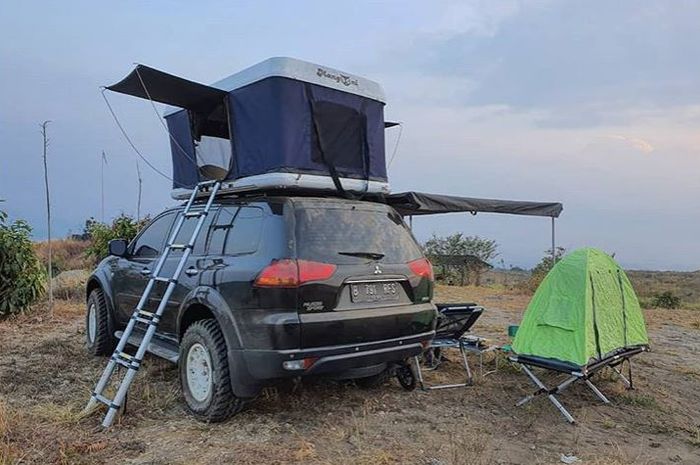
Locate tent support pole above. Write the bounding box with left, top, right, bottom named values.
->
left=551, top=217, right=556, bottom=263
left=409, top=215, right=413, bottom=229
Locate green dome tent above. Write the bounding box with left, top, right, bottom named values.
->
left=513, top=248, right=649, bottom=367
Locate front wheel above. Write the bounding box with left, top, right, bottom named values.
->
left=179, top=319, right=244, bottom=422
left=85, top=288, right=116, bottom=356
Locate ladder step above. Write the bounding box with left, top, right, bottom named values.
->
left=152, top=276, right=176, bottom=284
left=92, top=393, right=118, bottom=408
left=183, top=211, right=207, bottom=218
left=168, top=243, right=192, bottom=250
left=112, top=351, right=141, bottom=370
left=131, top=309, right=160, bottom=325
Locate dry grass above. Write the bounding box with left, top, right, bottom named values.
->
left=1, top=285, right=700, bottom=464
left=34, top=238, right=92, bottom=273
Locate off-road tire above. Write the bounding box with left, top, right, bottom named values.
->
left=85, top=288, right=116, bottom=356
left=355, top=368, right=391, bottom=389
left=179, top=319, right=244, bottom=422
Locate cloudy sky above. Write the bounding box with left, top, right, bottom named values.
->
left=1, top=1, right=698, bottom=270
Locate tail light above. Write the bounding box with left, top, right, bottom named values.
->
left=254, top=259, right=336, bottom=288
left=408, top=257, right=434, bottom=281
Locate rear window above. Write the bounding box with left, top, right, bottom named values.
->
left=294, top=204, right=423, bottom=264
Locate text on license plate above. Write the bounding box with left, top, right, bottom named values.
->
left=350, top=281, right=400, bottom=303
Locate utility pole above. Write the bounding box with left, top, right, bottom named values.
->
left=101, top=150, right=108, bottom=223
left=135, top=160, right=142, bottom=222
left=41, top=121, right=53, bottom=317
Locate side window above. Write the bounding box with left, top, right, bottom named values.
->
left=131, top=212, right=176, bottom=259
left=206, top=206, right=264, bottom=256
left=208, top=206, right=239, bottom=255
left=224, top=207, right=264, bottom=256
left=170, top=207, right=218, bottom=255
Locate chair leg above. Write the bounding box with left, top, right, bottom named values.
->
left=413, top=356, right=426, bottom=391
left=458, top=343, right=473, bottom=385
left=610, top=364, right=632, bottom=389
left=584, top=379, right=610, bottom=404
left=517, top=365, right=577, bottom=424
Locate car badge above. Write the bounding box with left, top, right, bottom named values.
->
left=373, top=264, right=382, bottom=274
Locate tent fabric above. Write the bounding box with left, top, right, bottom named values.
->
left=386, top=191, right=563, bottom=218
left=512, top=248, right=649, bottom=367
left=106, top=64, right=228, bottom=114
left=163, top=76, right=387, bottom=190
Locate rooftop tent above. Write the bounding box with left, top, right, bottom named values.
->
left=106, top=58, right=390, bottom=196
left=512, top=248, right=649, bottom=367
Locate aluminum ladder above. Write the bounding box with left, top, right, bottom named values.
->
left=85, top=180, right=221, bottom=427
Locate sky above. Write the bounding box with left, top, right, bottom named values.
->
left=1, top=0, right=698, bottom=271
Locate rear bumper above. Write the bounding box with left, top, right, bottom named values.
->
left=239, top=330, right=434, bottom=380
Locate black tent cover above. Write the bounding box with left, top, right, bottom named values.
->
left=106, top=65, right=228, bottom=114
left=386, top=191, right=562, bottom=218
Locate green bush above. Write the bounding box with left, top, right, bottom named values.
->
left=85, top=214, right=149, bottom=264
left=651, top=291, right=681, bottom=309
left=0, top=211, right=46, bottom=318
left=523, top=247, right=566, bottom=293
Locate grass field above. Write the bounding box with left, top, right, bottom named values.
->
left=1, top=283, right=699, bottom=465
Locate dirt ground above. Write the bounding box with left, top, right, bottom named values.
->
left=1, top=285, right=700, bottom=465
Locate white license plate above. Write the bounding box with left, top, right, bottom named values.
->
left=350, top=281, right=400, bottom=303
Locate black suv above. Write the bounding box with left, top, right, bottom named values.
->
left=85, top=196, right=436, bottom=421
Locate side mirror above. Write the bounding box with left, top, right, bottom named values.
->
left=108, top=239, right=129, bottom=257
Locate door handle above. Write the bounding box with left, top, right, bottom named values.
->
left=140, top=268, right=151, bottom=276
left=185, top=267, right=199, bottom=277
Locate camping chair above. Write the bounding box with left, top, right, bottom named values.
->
left=413, top=303, right=484, bottom=390
left=509, top=345, right=648, bottom=424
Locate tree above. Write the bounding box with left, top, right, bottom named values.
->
left=423, top=233, right=499, bottom=286
left=41, top=120, right=53, bottom=316
left=526, top=247, right=566, bottom=292
left=85, top=214, right=149, bottom=263
left=0, top=210, right=46, bottom=318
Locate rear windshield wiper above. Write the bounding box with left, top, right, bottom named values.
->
left=338, top=251, right=385, bottom=260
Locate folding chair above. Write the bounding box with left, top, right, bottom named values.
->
left=510, top=345, right=647, bottom=423
left=413, top=303, right=484, bottom=390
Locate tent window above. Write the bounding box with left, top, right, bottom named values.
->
left=311, top=100, right=365, bottom=171
left=190, top=103, right=232, bottom=179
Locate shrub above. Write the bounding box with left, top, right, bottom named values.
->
left=651, top=291, right=681, bottom=309
left=522, top=247, right=566, bottom=293
left=35, top=238, right=92, bottom=273
left=84, top=214, right=148, bottom=264
left=0, top=211, right=45, bottom=318
left=423, top=233, right=498, bottom=286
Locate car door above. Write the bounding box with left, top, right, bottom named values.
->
left=112, top=211, right=177, bottom=325
left=156, top=206, right=218, bottom=336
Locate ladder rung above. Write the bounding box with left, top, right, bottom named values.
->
left=183, top=211, right=206, bottom=218
left=93, top=393, right=114, bottom=406
left=152, top=276, right=176, bottom=284
left=132, top=310, right=160, bottom=325
left=168, top=243, right=192, bottom=251
left=112, top=352, right=141, bottom=370
left=197, top=180, right=218, bottom=187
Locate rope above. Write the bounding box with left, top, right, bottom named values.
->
left=388, top=122, right=404, bottom=167
left=133, top=66, right=199, bottom=167
left=100, top=88, right=183, bottom=186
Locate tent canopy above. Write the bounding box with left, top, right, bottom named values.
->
left=386, top=191, right=563, bottom=218
left=106, top=64, right=228, bottom=114
left=512, top=248, right=649, bottom=367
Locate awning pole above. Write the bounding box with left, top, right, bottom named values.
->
left=551, top=217, right=556, bottom=263
left=409, top=215, right=413, bottom=229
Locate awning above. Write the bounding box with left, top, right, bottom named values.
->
left=106, top=64, right=228, bottom=114
left=386, top=191, right=563, bottom=218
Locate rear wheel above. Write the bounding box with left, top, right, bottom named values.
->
left=179, top=319, right=244, bottom=422
left=85, top=288, right=115, bottom=356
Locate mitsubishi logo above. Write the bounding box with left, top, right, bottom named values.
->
left=373, top=264, right=383, bottom=275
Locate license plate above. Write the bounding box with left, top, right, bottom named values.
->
left=350, top=281, right=400, bottom=304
